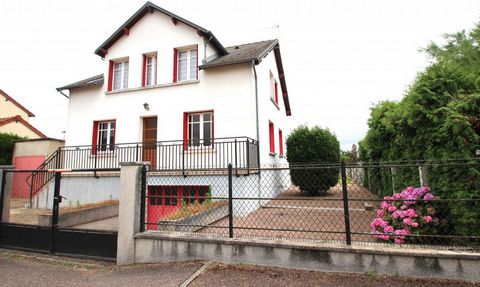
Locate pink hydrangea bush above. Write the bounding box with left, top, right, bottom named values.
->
left=371, top=186, right=438, bottom=244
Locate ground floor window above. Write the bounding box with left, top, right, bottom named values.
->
left=92, top=120, right=115, bottom=153
left=185, top=111, right=213, bottom=147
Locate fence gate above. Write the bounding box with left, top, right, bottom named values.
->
left=0, top=169, right=118, bottom=260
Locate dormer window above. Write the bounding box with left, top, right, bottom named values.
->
left=108, top=59, right=129, bottom=91
left=174, top=47, right=197, bottom=82
left=143, top=53, right=157, bottom=87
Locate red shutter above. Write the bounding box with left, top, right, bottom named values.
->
left=269, top=122, right=275, bottom=154
left=173, top=49, right=178, bottom=83
left=183, top=112, right=188, bottom=150
left=142, top=55, right=147, bottom=87
left=92, top=121, right=99, bottom=155
left=274, top=81, right=279, bottom=105
left=279, top=129, right=283, bottom=156
left=107, top=61, right=114, bottom=91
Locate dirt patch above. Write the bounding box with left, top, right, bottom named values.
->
left=190, top=263, right=480, bottom=287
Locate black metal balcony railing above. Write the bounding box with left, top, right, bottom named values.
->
left=26, top=137, right=259, bottom=200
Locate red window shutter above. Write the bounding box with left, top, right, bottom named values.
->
left=107, top=61, right=114, bottom=91
left=183, top=112, right=188, bottom=150
left=142, top=55, right=147, bottom=87
left=269, top=122, right=275, bottom=153
left=274, top=81, right=279, bottom=105
left=173, top=49, right=178, bottom=83
left=279, top=129, right=283, bottom=156
left=92, top=121, right=99, bottom=155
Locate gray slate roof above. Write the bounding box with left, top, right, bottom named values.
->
left=56, top=74, right=104, bottom=91
left=199, top=39, right=278, bottom=69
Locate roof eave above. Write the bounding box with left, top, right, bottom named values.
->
left=94, top=2, right=227, bottom=58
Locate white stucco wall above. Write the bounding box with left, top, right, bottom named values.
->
left=255, top=51, right=289, bottom=167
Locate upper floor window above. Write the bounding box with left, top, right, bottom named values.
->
left=270, top=71, right=279, bottom=106
left=175, top=47, right=197, bottom=82
left=143, top=54, right=157, bottom=87
left=108, top=59, right=129, bottom=91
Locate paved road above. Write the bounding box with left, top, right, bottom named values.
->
left=0, top=249, right=478, bottom=287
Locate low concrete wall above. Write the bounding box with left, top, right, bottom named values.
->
left=132, top=234, right=480, bottom=281
left=158, top=204, right=228, bottom=232
left=38, top=204, right=118, bottom=227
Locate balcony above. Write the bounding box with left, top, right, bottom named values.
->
left=57, top=137, right=259, bottom=173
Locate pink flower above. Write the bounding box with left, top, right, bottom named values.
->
left=388, top=205, right=397, bottom=212
left=380, top=202, right=390, bottom=210
left=405, top=209, right=417, bottom=218
left=376, top=210, right=385, bottom=218
left=384, top=225, right=394, bottom=233
left=411, top=222, right=419, bottom=228
left=394, top=237, right=405, bottom=244
left=423, top=193, right=434, bottom=201
left=403, top=218, right=413, bottom=225
left=400, top=205, right=407, bottom=210
left=423, top=215, right=432, bottom=223
left=393, top=193, right=401, bottom=200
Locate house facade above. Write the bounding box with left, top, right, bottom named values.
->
left=37, top=2, right=292, bottom=219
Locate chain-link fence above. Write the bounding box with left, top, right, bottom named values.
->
left=142, top=159, right=480, bottom=250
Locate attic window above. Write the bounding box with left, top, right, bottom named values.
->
left=175, top=47, right=198, bottom=82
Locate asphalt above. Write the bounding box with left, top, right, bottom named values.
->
left=0, top=249, right=478, bottom=287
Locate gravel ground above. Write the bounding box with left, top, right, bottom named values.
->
left=0, top=249, right=478, bottom=287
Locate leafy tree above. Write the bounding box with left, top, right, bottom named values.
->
left=0, top=133, right=24, bottom=165
left=286, top=125, right=340, bottom=195
left=360, top=23, right=480, bottom=238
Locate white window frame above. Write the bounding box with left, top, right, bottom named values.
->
left=177, top=48, right=198, bottom=82
left=188, top=111, right=213, bottom=147
left=96, top=120, right=115, bottom=152
left=145, top=55, right=157, bottom=86
left=113, top=60, right=129, bottom=90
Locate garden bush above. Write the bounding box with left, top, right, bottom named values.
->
left=286, top=125, right=340, bottom=195
left=0, top=133, right=24, bottom=165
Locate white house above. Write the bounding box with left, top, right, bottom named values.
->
left=33, top=2, right=292, bottom=219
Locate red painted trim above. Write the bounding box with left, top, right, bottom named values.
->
left=173, top=48, right=178, bottom=83
left=107, top=61, right=114, bottom=91
left=269, top=121, right=275, bottom=153
left=142, top=55, right=147, bottom=87
left=183, top=112, right=188, bottom=150
left=278, top=129, right=283, bottom=156
left=92, top=121, right=99, bottom=155
left=274, top=81, right=279, bottom=105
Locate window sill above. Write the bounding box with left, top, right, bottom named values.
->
left=270, top=98, right=280, bottom=110
left=106, top=80, right=199, bottom=95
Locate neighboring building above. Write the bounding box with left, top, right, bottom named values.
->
left=0, top=89, right=46, bottom=139
left=33, top=2, right=292, bottom=221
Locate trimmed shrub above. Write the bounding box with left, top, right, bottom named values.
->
left=0, top=133, right=24, bottom=165
left=286, top=125, right=340, bottom=195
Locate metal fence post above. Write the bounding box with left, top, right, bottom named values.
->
left=139, top=165, right=147, bottom=232
left=0, top=170, right=6, bottom=224
left=228, top=163, right=233, bottom=238
left=341, top=161, right=352, bottom=245
left=50, top=172, right=61, bottom=254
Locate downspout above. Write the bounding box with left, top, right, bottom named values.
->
left=56, top=89, right=69, bottom=99
left=252, top=60, right=262, bottom=206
